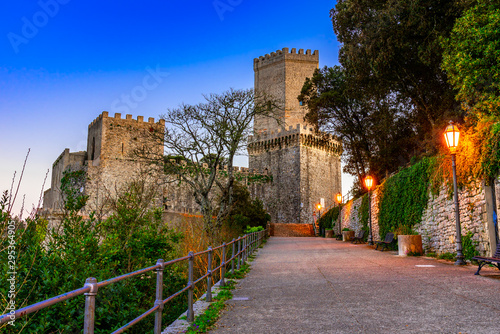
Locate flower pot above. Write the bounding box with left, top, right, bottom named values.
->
left=398, top=235, right=423, bottom=256
left=342, top=230, right=355, bottom=241
left=325, top=230, right=334, bottom=238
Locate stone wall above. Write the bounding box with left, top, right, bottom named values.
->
left=415, top=181, right=493, bottom=255
left=253, top=48, right=319, bottom=134
left=339, top=196, right=363, bottom=234
left=43, top=148, right=86, bottom=210
left=249, top=48, right=342, bottom=228
left=340, top=177, right=500, bottom=257
left=43, top=112, right=166, bottom=218
left=248, top=125, right=341, bottom=225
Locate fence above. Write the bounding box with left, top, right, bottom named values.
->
left=0, top=229, right=268, bottom=333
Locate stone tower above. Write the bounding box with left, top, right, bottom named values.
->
left=248, top=48, right=342, bottom=227
left=43, top=112, right=166, bottom=217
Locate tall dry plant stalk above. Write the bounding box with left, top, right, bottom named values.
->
left=170, top=214, right=240, bottom=299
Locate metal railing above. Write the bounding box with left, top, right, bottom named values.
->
left=0, top=228, right=268, bottom=333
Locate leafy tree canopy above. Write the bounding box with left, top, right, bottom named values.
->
left=331, top=0, right=466, bottom=153
left=442, top=0, right=500, bottom=118
left=299, top=65, right=418, bottom=191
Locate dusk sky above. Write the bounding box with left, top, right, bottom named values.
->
left=0, top=0, right=352, bottom=216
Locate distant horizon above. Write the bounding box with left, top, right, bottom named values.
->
left=0, top=0, right=354, bottom=216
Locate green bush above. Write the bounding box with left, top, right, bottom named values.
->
left=462, top=231, right=480, bottom=261
left=318, top=206, right=340, bottom=230
left=223, top=183, right=270, bottom=234
left=243, top=225, right=264, bottom=234
left=0, top=178, right=186, bottom=333
left=377, top=158, right=432, bottom=239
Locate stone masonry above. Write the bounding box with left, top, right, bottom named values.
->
left=249, top=48, right=342, bottom=227
left=43, top=112, right=166, bottom=217
left=339, top=178, right=500, bottom=257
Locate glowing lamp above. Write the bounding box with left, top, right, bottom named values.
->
left=336, top=193, right=343, bottom=204
left=444, top=121, right=460, bottom=152
left=364, top=175, right=374, bottom=191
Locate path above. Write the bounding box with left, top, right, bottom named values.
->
left=210, top=237, right=500, bottom=333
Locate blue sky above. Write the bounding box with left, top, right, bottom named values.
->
left=0, top=0, right=352, bottom=216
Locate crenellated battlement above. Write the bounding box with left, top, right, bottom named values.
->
left=247, top=124, right=341, bottom=156
left=253, top=47, right=319, bottom=71
left=88, top=111, right=165, bottom=128
left=249, top=123, right=316, bottom=142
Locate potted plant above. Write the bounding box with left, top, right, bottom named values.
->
left=325, top=228, right=334, bottom=238
left=396, top=226, right=423, bottom=256
left=342, top=228, right=355, bottom=242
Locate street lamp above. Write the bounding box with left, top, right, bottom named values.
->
left=335, top=193, right=342, bottom=235
left=316, top=203, right=323, bottom=236
left=364, top=175, right=374, bottom=245
left=444, top=121, right=466, bottom=265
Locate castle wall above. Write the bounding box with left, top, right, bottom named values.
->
left=249, top=48, right=341, bottom=228
left=43, top=148, right=86, bottom=210
left=340, top=177, right=500, bottom=257
left=253, top=48, right=318, bottom=134
left=299, top=144, right=342, bottom=224
left=248, top=124, right=342, bottom=225
left=249, top=142, right=301, bottom=224
left=84, top=112, right=165, bottom=216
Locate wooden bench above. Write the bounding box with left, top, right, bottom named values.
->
left=472, top=243, right=500, bottom=275
left=352, top=230, right=366, bottom=244
left=375, top=233, right=394, bottom=251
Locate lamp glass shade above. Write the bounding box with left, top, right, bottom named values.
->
left=364, top=175, right=374, bottom=190
left=317, top=204, right=322, bottom=210
left=444, top=122, right=460, bottom=150
left=336, top=193, right=342, bottom=204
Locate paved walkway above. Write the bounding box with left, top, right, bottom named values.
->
left=210, top=237, right=500, bottom=334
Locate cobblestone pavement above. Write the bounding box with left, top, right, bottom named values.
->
left=209, top=237, right=500, bottom=334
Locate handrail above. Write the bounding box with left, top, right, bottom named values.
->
left=0, top=228, right=269, bottom=333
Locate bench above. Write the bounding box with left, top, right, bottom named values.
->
left=352, top=230, right=366, bottom=244
left=472, top=243, right=500, bottom=275
left=375, top=233, right=394, bottom=251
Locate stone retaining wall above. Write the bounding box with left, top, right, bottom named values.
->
left=340, top=177, right=500, bottom=256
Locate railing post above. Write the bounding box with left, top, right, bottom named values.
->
left=83, top=277, right=98, bottom=334
left=250, top=233, right=253, bottom=254
left=154, top=259, right=164, bottom=334
left=187, top=252, right=194, bottom=322
left=220, top=242, right=226, bottom=287
left=206, top=247, right=213, bottom=302
left=237, top=238, right=241, bottom=270
left=243, top=236, right=247, bottom=264
left=231, top=239, right=235, bottom=275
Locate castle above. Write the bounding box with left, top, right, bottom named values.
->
left=249, top=48, right=342, bottom=228
left=43, top=48, right=342, bottom=233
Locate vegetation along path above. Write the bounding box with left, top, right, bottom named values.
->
left=210, top=237, right=500, bottom=334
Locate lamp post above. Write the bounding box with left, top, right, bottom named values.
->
left=317, top=203, right=323, bottom=236
left=444, top=121, right=466, bottom=265
left=364, top=175, right=374, bottom=245
left=335, top=193, right=342, bottom=235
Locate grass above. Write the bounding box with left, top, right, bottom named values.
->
left=182, top=241, right=263, bottom=333
left=184, top=280, right=236, bottom=333
left=438, top=252, right=456, bottom=261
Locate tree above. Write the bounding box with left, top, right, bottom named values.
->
left=331, top=0, right=466, bottom=152
left=299, top=66, right=417, bottom=190
left=442, top=0, right=500, bottom=118
left=142, top=88, right=280, bottom=239
left=221, top=182, right=270, bottom=233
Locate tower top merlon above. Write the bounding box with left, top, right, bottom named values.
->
left=253, top=48, right=319, bottom=71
